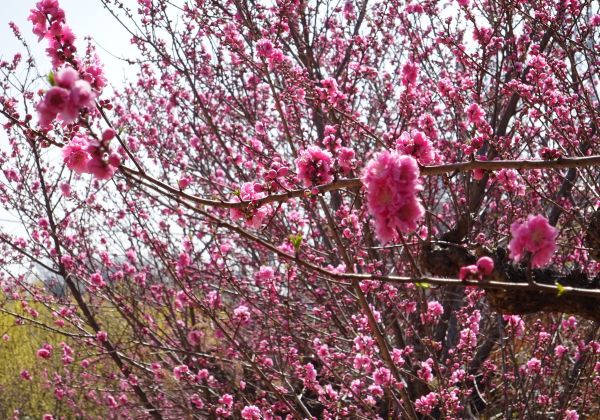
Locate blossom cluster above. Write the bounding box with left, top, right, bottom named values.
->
left=508, top=214, right=558, bottom=268
left=295, top=146, right=334, bottom=187
left=28, top=0, right=76, bottom=68
left=230, top=182, right=272, bottom=228
left=37, top=66, right=95, bottom=127
left=62, top=129, right=120, bottom=179
left=362, top=151, right=424, bottom=243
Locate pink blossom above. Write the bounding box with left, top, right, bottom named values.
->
left=372, top=367, right=392, bottom=386
left=233, top=305, right=251, bottom=324
left=362, top=151, right=424, bottom=243
left=466, top=103, right=485, bottom=125
left=90, top=272, right=106, bottom=288
left=337, top=146, right=356, bottom=175
left=396, top=130, right=435, bottom=164
left=37, top=69, right=96, bottom=126
left=476, top=256, right=494, bottom=276
left=96, top=331, right=108, bottom=342
left=190, top=394, right=204, bottom=409
left=241, top=405, right=262, bottom=419
left=69, top=80, right=94, bottom=107
left=230, top=182, right=270, bottom=228
left=555, top=345, right=568, bottom=358
left=55, top=66, right=79, bottom=89
left=187, top=330, right=203, bottom=346
left=415, top=392, right=439, bottom=415
left=295, top=146, right=334, bottom=187
left=564, top=410, right=579, bottom=420
left=525, top=357, right=542, bottom=375
left=85, top=139, right=120, bottom=180
left=62, top=136, right=91, bottom=173
left=256, top=38, right=274, bottom=58
left=37, top=348, right=52, bottom=359
left=59, top=182, right=72, bottom=197
left=497, top=168, right=523, bottom=194
left=102, top=128, right=116, bottom=141
left=428, top=301, right=443, bottom=317
left=508, top=214, right=558, bottom=268
left=418, top=359, right=434, bottom=382
left=402, top=61, right=419, bottom=86
left=173, top=365, right=189, bottom=380
left=37, top=86, right=70, bottom=126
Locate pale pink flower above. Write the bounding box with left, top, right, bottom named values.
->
left=564, top=410, right=579, bottom=420
left=525, top=357, right=542, bottom=375
left=187, top=330, right=203, bottom=346
left=37, top=348, right=52, bottom=359
left=508, top=215, right=558, bottom=268
left=233, top=305, right=251, bottom=325
left=230, top=182, right=270, bottom=228
left=90, top=272, right=106, bottom=288
left=173, top=365, right=189, bottom=380
left=55, top=66, right=79, bottom=89
left=459, top=264, right=479, bottom=281
left=295, top=146, right=334, bottom=187
left=337, top=146, right=356, bottom=175
left=415, top=392, right=439, bottom=415
left=362, top=151, right=424, bottom=243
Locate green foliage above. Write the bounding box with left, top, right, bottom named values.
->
left=0, top=303, right=62, bottom=418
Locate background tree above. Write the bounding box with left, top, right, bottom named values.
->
left=0, top=0, right=600, bottom=418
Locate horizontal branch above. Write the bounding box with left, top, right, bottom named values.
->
left=123, top=154, right=600, bottom=210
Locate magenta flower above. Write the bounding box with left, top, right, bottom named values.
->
left=508, top=214, right=558, bottom=268
left=362, top=151, right=424, bottom=243
left=230, top=182, right=271, bottom=228
left=37, top=347, right=52, bottom=359
left=295, top=145, right=334, bottom=187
